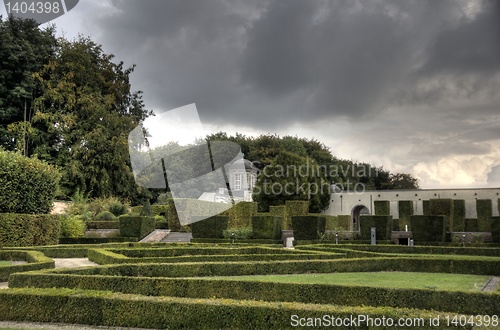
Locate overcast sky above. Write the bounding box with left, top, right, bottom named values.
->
left=2, top=0, right=500, bottom=189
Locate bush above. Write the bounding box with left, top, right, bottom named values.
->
left=359, top=215, right=392, bottom=240
left=337, top=215, right=350, bottom=230
left=95, top=211, right=116, bottom=221
left=191, top=216, right=228, bottom=239
left=119, top=216, right=155, bottom=239
left=0, top=149, right=61, bottom=214
left=397, top=201, right=413, bottom=230
left=429, top=199, right=453, bottom=232
left=109, top=202, right=128, bottom=217
left=252, top=215, right=282, bottom=239
left=223, top=227, right=253, bottom=240
left=476, top=199, right=492, bottom=232
left=410, top=215, right=447, bottom=242
left=227, top=202, right=256, bottom=228
left=139, top=200, right=154, bottom=216
left=465, top=218, right=479, bottom=232
left=60, top=216, right=86, bottom=238
left=374, top=200, right=390, bottom=216
left=491, top=216, right=500, bottom=243
left=86, top=221, right=120, bottom=230
left=291, top=215, right=325, bottom=240
left=452, top=199, right=466, bottom=232
left=0, top=250, right=54, bottom=281
left=0, top=213, right=61, bottom=247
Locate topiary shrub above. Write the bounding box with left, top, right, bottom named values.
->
left=491, top=216, right=500, bottom=243
left=374, top=201, right=390, bottom=216
left=464, top=218, right=479, bottom=232
left=476, top=199, right=492, bottom=232
left=0, top=149, right=61, bottom=214
left=359, top=215, right=393, bottom=240
left=60, top=215, right=86, bottom=238
left=223, top=227, right=253, bottom=239
left=337, top=215, right=351, bottom=230
left=452, top=199, right=465, bottom=232
left=291, top=215, right=325, bottom=240
left=252, top=215, right=282, bottom=239
left=429, top=199, right=453, bottom=231
left=119, top=216, right=155, bottom=239
left=95, top=211, right=116, bottom=221
left=191, top=216, right=228, bottom=239
left=410, top=215, right=447, bottom=242
left=0, top=213, right=61, bottom=247
left=140, top=200, right=154, bottom=217
left=398, top=201, right=413, bottom=230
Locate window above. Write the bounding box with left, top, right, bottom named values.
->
left=234, top=173, right=242, bottom=190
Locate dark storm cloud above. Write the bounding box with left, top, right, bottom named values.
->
left=85, top=0, right=500, bottom=129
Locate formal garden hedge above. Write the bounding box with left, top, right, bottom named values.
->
left=397, top=201, right=413, bottom=230
left=491, top=216, right=500, bottom=243
left=86, top=221, right=120, bottom=230
left=452, top=199, right=466, bottom=232
left=374, top=200, right=390, bottom=216
left=359, top=215, right=392, bottom=240
left=0, top=288, right=469, bottom=330
left=0, top=250, right=54, bottom=281
left=291, top=215, right=326, bottom=240
left=10, top=269, right=499, bottom=316
left=410, top=215, right=447, bottom=242
left=0, top=149, right=60, bottom=214
left=119, top=216, right=155, bottom=240
left=476, top=199, right=492, bottom=232
left=0, top=213, right=61, bottom=247
left=191, top=216, right=228, bottom=239
left=251, top=215, right=282, bottom=239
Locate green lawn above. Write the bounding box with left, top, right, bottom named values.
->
left=206, top=272, right=490, bottom=291
left=0, top=261, right=13, bottom=266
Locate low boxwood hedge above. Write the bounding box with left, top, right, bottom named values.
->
left=0, top=250, right=54, bottom=281
left=0, top=288, right=471, bottom=330
left=10, top=272, right=499, bottom=316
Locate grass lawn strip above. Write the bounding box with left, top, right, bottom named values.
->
left=202, top=271, right=490, bottom=291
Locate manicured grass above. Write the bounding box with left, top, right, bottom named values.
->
left=207, top=271, right=490, bottom=291
left=0, top=261, right=13, bottom=266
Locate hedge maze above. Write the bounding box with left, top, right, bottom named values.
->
left=1, top=242, right=499, bottom=329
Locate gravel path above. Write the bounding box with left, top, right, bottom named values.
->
left=482, top=276, right=500, bottom=292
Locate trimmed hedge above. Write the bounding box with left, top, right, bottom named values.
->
left=422, top=200, right=430, bottom=215
left=0, top=288, right=470, bottom=330
left=86, top=221, right=120, bottom=230
left=269, top=205, right=287, bottom=229
left=285, top=200, right=308, bottom=228
left=291, top=216, right=325, bottom=240
left=59, top=237, right=137, bottom=245
left=87, top=248, right=341, bottom=265
left=491, top=216, right=500, bottom=243
left=228, top=202, right=257, bottom=228
left=191, top=216, right=228, bottom=239
left=0, top=250, right=54, bottom=281
left=410, top=215, right=447, bottom=242
left=397, top=201, right=413, bottom=231
left=452, top=199, right=466, bottom=232
left=251, top=215, right=282, bottom=240
left=476, top=199, right=492, bottom=232
left=429, top=199, right=453, bottom=232
left=10, top=270, right=500, bottom=316
left=374, top=200, right=390, bottom=216
left=119, top=216, right=155, bottom=240
left=191, top=238, right=281, bottom=244
left=337, top=215, right=350, bottom=230
left=465, top=218, right=479, bottom=232
left=359, top=216, right=392, bottom=240
left=0, top=149, right=60, bottom=214
left=0, top=213, right=61, bottom=247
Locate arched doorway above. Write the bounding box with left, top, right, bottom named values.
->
left=351, top=205, right=369, bottom=231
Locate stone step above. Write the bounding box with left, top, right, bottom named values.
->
left=139, top=229, right=171, bottom=243
left=161, top=232, right=192, bottom=243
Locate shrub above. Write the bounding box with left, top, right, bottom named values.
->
left=410, top=215, right=447, bottom=242
left=0, top=250, right=54, bottom=281
left=429, top=199, right=453, bottom=231
left=95, top=211, right=116, bottom=221
left=227, top=202, right=256, bottom=228
left=491, top=216, right=500, bottom=243
left=139, top=200, right=154, bottom=216
left=223, top=227, right=253, bottom=240
left=374, top=200, right=390, bottom=216
left=109, top=202, right=128, bottom=217
left=452, top=199, right=466, bottom=232
left=60, top=216, right=86, bottom=238
left=337, top=215, right=350, bottom=230
left=0, top=213, right=61, bottom=247
left=252, top=215, right=282, bottom=239
left=397, top=201, right=413, bottom=230
left=359, top=215, right=392, bottom=240
left=291, top=215, right=325, bottom=240
left=86, top=221, right=120, bottom=230
left=0, top=149, right=61, bottom=214
left=476, top=199, right=492, bottom=232
left=119, top=216, right=155, bottom=239
left=191, top=216, right=228, bottom=239
left=422, top=200, right=430, bottom=215
left=465, top=218, right=479, bottom=232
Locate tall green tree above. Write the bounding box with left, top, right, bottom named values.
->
left=0, top=16, right=56, bottom=151
left=10, top=35, right=152, bottom=200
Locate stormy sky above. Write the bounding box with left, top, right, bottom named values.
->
left=2, top=0, right=500, bottom=188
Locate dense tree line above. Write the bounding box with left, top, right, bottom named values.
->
left=0, top=16, right=151, bottom=202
